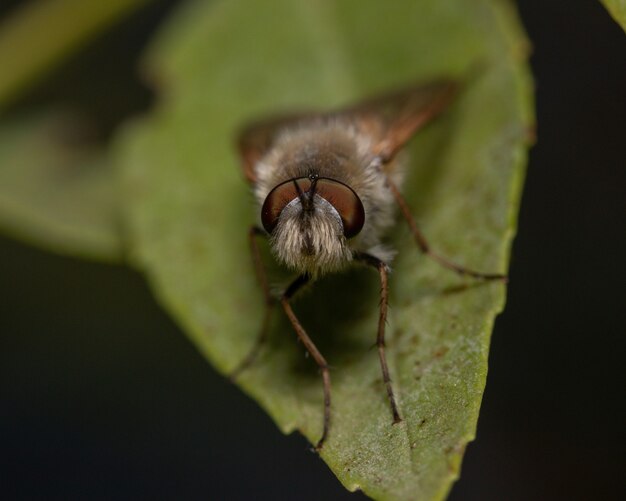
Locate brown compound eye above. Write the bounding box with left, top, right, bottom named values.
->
left=261, top=177, right=311, bottom=234
left=314, top=178, right=365, bottom=238
left=261, top=176, right=365, bottom=239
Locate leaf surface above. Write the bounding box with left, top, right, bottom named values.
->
left=117, top=0, right=534, bottom=499
left=0, top=111, right=122, bottom=260
left=601, top=0, right=626, bottom=32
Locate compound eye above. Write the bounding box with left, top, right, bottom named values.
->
left=315, top=179, right=365, bottom=239
left=261, top=177, right=311, bottom=233
left=260, top=176, right=364, bottom=238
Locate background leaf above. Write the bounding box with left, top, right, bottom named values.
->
left=0, top=0, right=158, bottom=260
left=116, top=0, right=533, bottom=499
left=600, top=0, right=626, bottom=31
left=0, top=111, right=123, bottom=261
left=0, top=0, right=150, bottom=110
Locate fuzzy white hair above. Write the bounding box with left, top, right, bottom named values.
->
left=269, top=196, right=353, bottom=277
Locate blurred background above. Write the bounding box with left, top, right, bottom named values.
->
left=1, top=1, right=624, bottom=499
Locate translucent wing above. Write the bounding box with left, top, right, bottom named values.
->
left=237, top=79, right=458, bottom=182
left=341, top=80, right=458, bottom=164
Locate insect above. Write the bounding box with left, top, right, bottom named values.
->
left=231, top=79, right=505, bottom=450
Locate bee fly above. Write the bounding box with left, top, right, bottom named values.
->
left=231, top=79, right=505, bottom=450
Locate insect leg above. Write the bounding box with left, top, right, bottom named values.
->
left=280, top=274, right=331, bottom=451
left=230, top=226, right=274, bottom=380
left=354, top=252, right=402, bottom=424
left=385, top=175, right=507, bottom=281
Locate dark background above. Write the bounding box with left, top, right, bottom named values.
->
left=1, top=1, right=624, bottom=499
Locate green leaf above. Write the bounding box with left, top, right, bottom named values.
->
left=117, top=0, right=534, bottom=499
left=0, top=0, right=150, bottom=110
left=601, top=0, right=626, bottom=32
left=0, top=111, right=123, bottom=261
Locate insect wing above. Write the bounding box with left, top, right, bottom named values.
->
left=341, top=80, right=458, bottom=164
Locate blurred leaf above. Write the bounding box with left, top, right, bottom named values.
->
left=601, top=0, right=626, bottom=31
left=0, top=111, right=123, bottom=260
left=117, top=0, right=533, bottom=499
left=0, top=0, right=150, bottom=110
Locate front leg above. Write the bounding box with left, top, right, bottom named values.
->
left=280, top=273, right=332, bottom=451
left=354, top=252, right=402, bottom=424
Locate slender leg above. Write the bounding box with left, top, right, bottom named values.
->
left=280, top=274, right=331, bottom=451
left=230, top=226, right=274, bottom=381
left=354, top=252, right=402, bottom=424
left=385, top=175, right=507, bottom=281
